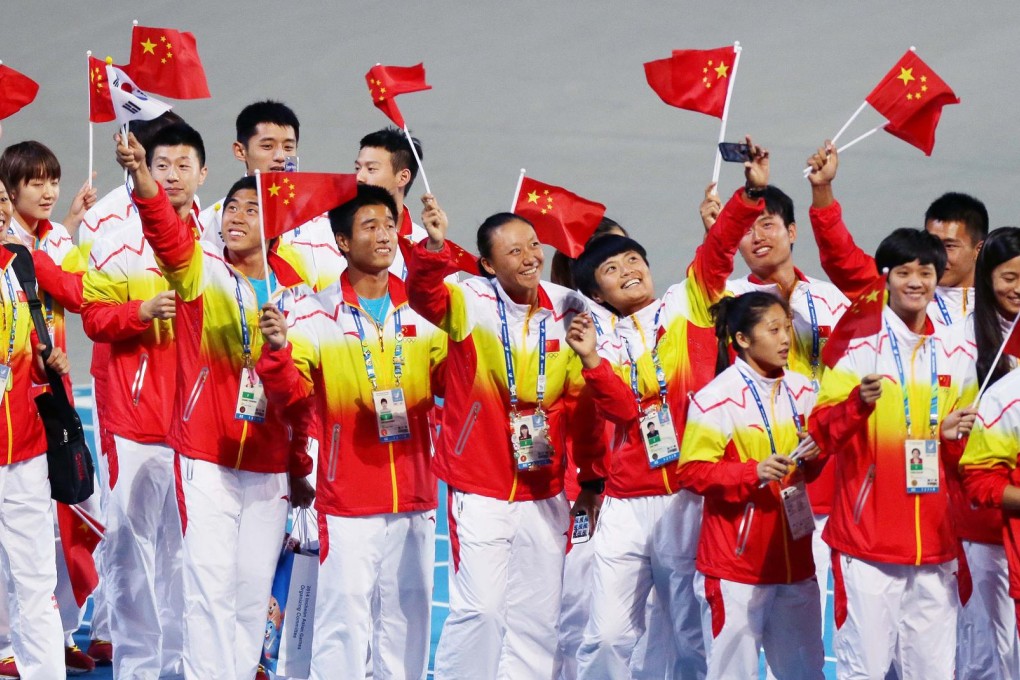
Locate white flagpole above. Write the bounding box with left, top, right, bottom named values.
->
left=803, top=124, right=884, bottom=177
left=975, top=309, right=1020, bottom=408
left=401, top=125, right=431, bottom=195
left=253, top=169, right=274, bottom=304
left=69, top=503, right=105, bottom=539
left=711, top=41, right=742, bottom=189
left=832, top=101, right=870, bottom=147
left=511, top=168, right=526, bottom=211
left=86, top=51, right=94, bottom=188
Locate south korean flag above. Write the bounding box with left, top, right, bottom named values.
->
left=105, top=64, right=171, bottom=125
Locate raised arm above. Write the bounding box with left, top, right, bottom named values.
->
left=806, top=141, right=878, bottom=300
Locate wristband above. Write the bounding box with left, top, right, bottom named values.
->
left=579, top=478, right=606, bottom=494
left=745, top=184, right=766, bottom=200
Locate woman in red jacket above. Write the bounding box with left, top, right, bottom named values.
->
left=679, top=291, right=825, bottom=680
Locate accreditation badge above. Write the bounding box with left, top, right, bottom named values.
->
left=234, top=368, right=267, bottom=423
left=780, top=474, right=814, bottom=541
left=639, top=404, right=680, bottom=469
left=373, top=387, right=411, bottom=442
left=571, top=512, right=591, bottom=544
left=905, top=439, right=940, bottom=494
left=511, top=410, right=553, bottom=471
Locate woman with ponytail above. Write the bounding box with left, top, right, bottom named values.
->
left=678, top=291, right=825, bottom=680
left=957, top=227, right=1020, bottom=679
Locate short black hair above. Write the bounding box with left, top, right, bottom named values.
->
left=550, top=216, right=627, bottom=289
left=130, top=110, right=186, bottom=151
left=762, top=185, right=795, bottom=226
left=572, top=234, right=649, bottom=311
left=359, top=127, right=422, bottom=193
left=224, top=175, right=257, bottom=204
left=146, top=123, right=206, bottom=168
left=0, top=141, right=60, bottom=195
left=236, top=100, right=300, bottom=146
left=328, top=184, right=398, bottom=240
left=924, top=192, right=989, bottom=244
left=875, top=227, right=947, bottom=280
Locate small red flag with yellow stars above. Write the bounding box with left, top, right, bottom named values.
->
left=56, top=502, right=103, bottom=607
left=821, top=274, right=887, bottom=368
left=87, top=56, right=116, bottom=123
left=643, top=46, right=736, bottom=118
left=0, top=63, right=39, bottom=120
left=258, top=172, right=358, bottom=239
left=865, top=50, right=959, bottom=155
left=124, top=25, right=210, bottom=99
left=365, top=63, right=431, bottom=128
left=512, top=176, right=606, bottom=258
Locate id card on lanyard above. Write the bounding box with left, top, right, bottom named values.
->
left=886, top=321, right=940, bottom=494
left=232, top=275, right=267, bottom=423
left=350, top=305, right=412, bottom=443
left=803, top=287, right=822, bottom=392
left=623, top=306, right=679, bottom=468
left=495, top=284, right=553, bottom=471
left=739, top=369, right=813, bottom=540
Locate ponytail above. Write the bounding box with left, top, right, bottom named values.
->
left=710, top=291, right=789, bottom=376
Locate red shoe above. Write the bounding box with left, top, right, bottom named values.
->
left=65, top=645, right=96, bottom=675
left=255, top=664, right=270, bottom=680
left=86, top=639, right=113, bottom=665
left=0, top=656, right=19, bottom=680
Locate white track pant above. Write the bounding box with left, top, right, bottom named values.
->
left=576, top=492, right=705, bottom=680
left=434, top=490, right=569, bottom=680
left=311, top=511, right=435, bottom=680
left=0, top=456, right=64, bottom=679
left=556, top=538, right=594, bottom=680
left=106, top=436, right=184, bottom=679
left=694, top=572, right=824, bottom=680
left=88, top=380, right=111, bottom=644
left=957, top=541, right=1020, bottom=680
left=176, top=455, right=288, bottom=680
left=832, top=554, right=958, bottom=680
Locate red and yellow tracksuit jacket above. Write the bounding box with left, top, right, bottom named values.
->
left=679, top=360, right=821, bottom=585
left=959, top=368, right=1020, bottom=598
left=80, top=209, right=202, bottom=447
left=580, top=189, right=769, bottom=499
left=257, top=272, right=447, bottom=517
left=406, top=241, right=606, bottom=501
left=137, top=185, right=312, bottom=476
left=0, top=247, right=48, bottom=465
left=809, top=307, right=977, bottom=566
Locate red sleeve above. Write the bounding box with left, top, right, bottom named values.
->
left=961, top=465, right=1011, bottom=509
left=808, top=200, right=878, bottom=300
left=808, top=387, right=875, bottom=458
left=283, top=396, right=315, bottom=478
left=940, top=435, right=967, bottom=475
left=691, top=189, right=764, bottom=299
left=406, top=240, right=452, bottom=327
left=562, top=380, right=608, bottom=484
left=81, top=300, right=150, bottom=343
left=135, top=185, right=195, bottom=269
left=581, top=357, right=642, bottom=424
left=678, top=458, right=760, bottom=503
left=255, top=342, right=313, bottom=409
left=32, top=250, right=83, bottom=313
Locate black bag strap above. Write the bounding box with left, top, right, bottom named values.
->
left=2, top=244, right=72, bottom=406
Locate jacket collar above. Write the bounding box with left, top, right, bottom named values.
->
left=339, top=270, right=409, bottom=310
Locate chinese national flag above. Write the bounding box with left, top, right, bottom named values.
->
left=821, top=274, right=887, bottom=368
left=259, top=172, right=358, bottom=239
left=0, top=64, right=39, bottom=120
left=88, top=57, right=116, bottom=123
left=56, top=503, right=104, bottom=607
left=1002, top=312, right=1020, bottom=359
left=124, top=25, right=211, bottom=99
left=864, top=50, right=959, bottom=156
left=643, top=46, right=736, bottom=118
left=512, top=177, right=606, bottom=258
left=365, top=63, right=431, bottom=128
left=443, top=238, right=480, bottom=277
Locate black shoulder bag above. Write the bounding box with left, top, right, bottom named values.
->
left=4, top=244, right=94, bottom=504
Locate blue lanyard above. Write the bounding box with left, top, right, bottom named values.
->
left=233, top=275, right=255, bottom=367
left=885, top=320, right=938, bottom=437
left=803, top=288, right=821, bottom=388
left=2, top=271, right=17, bottom=364
left=739, top=370, right=802, bottom=457
left=591, top=312, right=605, bottom=337
left=622, top=305, right=668, bottom=405
left=494, top=283, right=547, bottom=412
left=350, top=305, right=404, bottom=390
left=933, top=294, right=952, bottom=325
